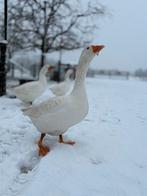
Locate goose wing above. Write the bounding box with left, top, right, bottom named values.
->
left=22, top=95, right=69, bottom=118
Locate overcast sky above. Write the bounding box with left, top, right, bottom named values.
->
left=0, top=0, right=146, bottom=71
left=62, top=0, right=147, bottom=71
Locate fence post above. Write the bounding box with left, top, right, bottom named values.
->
left=0, top=41, right=7, bottom=96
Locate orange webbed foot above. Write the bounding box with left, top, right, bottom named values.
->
left=38, top=144, right=50, bottom=156
left=59, top=135, right=75, bottom=145
left=38, top=133, right=49, bottom=157
left=59, top=140, right=75, bottom=145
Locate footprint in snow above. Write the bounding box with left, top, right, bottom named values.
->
left=4, top=151, right=40, bottom=196
left=90, top=157, right=105, bottom=165
left=18, top=150, right=40, bottom=174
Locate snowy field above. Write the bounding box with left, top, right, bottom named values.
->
left=0, top=78, right=147, bottom=196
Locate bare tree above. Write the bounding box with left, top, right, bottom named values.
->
left=7, top=0, right=106, bottom=56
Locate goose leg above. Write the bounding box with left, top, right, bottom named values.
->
left=59, top=134, right=75, bottom=145
left=38, top=133, right=49, bottom=156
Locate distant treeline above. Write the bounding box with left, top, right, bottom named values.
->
left=87, top=68, right=147, bottom=79
left=134, top=69, right=147, bottom=77
left=87, top=69, right=130, bottom=79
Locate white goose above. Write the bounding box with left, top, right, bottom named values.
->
left=50, top=69, right=73, bottom=96
left=22, top=45, right=105, bottom=156
left=13, top=64, right=52, bottom=104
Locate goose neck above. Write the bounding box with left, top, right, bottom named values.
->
left=65, top=71, right=71, bottom=81
left=71, top=63, right=88, bottom=96
left=39, top=67, right=47, bottom=85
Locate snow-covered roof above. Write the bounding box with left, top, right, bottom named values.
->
left=10, top=50, right=58, bottom=69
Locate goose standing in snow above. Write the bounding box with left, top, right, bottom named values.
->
left=22, top=45, right=105, bottom=156
left=13, top=64, right=53, bottom=104
left=50, top=69, right=73, bottom=96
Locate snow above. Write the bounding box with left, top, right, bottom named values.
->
left=0, top=78, right=147, bottom=196
left=0, top=40, right=8, bottom=44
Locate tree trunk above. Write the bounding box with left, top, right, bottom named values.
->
left=40, top=1, right=47, bottom=68
left=0, top=42, right=7, bottom=96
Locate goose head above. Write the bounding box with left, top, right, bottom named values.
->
left=39, top=65, right=54, bottom=83
left=66, top=69, right=73, bottom=75
left=78, top=45, right=105, bottom=67
left=45, top=64, right=54, bottom=73
left=65, top=69, right=73, bottom=80
left=48, top=65, right=54, bottom=72
left=40, top=64, right=54, bottom=75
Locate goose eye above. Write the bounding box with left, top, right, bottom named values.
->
left=87, top=47, right=90, bottom=50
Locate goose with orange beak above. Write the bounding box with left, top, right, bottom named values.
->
left=22, top=45, right=105, bottom=156
left=13, top=64, right=54, bottom=104
left=50, top=69, right=73, bottom=96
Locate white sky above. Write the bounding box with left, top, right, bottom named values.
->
left=62, top=0, right=147, bottom=71
left=0, top=0, right=146, bottom=71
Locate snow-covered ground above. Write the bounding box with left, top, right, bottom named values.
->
left=0, top=78, right=147, bottom=196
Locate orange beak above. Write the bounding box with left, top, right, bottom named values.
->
left=91, top=45, right=105, bottom=54
left=48, top=66, right=54, bottom=72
